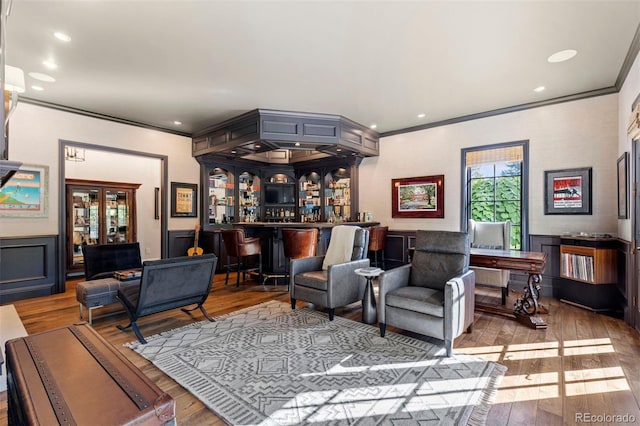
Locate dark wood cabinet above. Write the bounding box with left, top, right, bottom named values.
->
left=66, top=179, right=139, bottom=275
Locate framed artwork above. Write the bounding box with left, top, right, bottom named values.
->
left=544, top=167, right=592, bottom=215
left=392, top=174, right=444, bottom=218
left=617, top=152, right=629, bottom=219
left=171, top=182, right=198, bottom=217
left=0, top=164, right=49, bottom=217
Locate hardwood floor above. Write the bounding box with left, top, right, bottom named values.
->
left=2, top=274, right=640, bottom=425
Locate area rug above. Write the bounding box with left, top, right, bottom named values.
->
left=126, top=301, right=506, bottom=425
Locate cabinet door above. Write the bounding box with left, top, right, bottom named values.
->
left=69, top=187, right=100, bottom=269
left=105, top=189, right=131, bottom=243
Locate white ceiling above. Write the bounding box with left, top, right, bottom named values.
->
left=4, top=0, right=640, bottom=136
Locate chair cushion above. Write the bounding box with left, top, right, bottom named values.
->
left=386, top=286, right=444, bottom=318
left=294, top=270, right=329, bottom=291
left=471, top=266, right=509, bottom=288
left=411, top=230, right=469, bottom=290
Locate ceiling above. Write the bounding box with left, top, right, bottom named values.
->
left=4, top=1, right=640, bottom=137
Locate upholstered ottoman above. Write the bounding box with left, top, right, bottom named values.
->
left=76, top=277, right=140, bottom=324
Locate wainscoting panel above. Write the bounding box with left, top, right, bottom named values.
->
left=0, top=235, right=59, bottom=303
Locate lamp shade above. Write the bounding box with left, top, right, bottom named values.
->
left=3, top=65, right=25, bottom=93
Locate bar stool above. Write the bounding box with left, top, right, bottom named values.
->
left=220, top=228, right=263, bottom=287
left=368, top=226, right=388, bottom=268
left=282, top=228, right=318, bottom=266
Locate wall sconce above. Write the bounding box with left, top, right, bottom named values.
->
left=65, top=146, right=86, bottom=162
left=3, top=64, right=25, bottom=128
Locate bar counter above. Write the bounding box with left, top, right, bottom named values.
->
left=201, top=222, right=379, bottom=276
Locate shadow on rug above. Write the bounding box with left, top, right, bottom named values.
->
left=126, top=300, right=506, bottom=425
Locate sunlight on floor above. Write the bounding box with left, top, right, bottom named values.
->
left=458, top=337, right=631, bottom=403
left=262, top=378, right=490, bottom=425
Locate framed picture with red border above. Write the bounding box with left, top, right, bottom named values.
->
left=392, top=175, right=444, bottom=218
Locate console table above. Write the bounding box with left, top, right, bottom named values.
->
left=470, top=248, right=548, bottom=329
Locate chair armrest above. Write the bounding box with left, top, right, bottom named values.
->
left=377, top=264, right=411, bottom=324
left=239, top=239, right=261, bottom=256
left=444, top=270, right=475, bottom=339
left=325, top=258, right=370, bottom=306
left=290, top=256, right=325, bottom=277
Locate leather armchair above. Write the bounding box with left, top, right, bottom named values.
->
left=378, top=230, right=475, bottom=357
left=468, top=219, right=511, bottom=304
left=290, top=226, right=369, bottom=320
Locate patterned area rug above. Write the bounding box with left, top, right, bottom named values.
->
left=126, top=301, right=506, bottom=425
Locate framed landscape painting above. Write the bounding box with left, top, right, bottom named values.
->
left=392, top=175, right=444, bottom=218
left=0, top=164, right=49, bottom=217
left=544, top=167, right=592, bottom=215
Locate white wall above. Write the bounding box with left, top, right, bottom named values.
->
left=0, top=103, right=200, bottom=244
left=618, top=50, right=640, bottom=242
left=359, top=94, right=619, bottom=237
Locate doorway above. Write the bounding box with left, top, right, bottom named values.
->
left=58, top=141, right=168, bottom=286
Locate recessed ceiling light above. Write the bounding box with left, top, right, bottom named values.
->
left=547, top=49, right=577, bottom=63
left=336, top=148, right=342, bottom=152
left=534, top=86, right=545, bottom=92
left=255, top=144, right=261, bottom=148
left=53, top=32, right=71, bottom=42
left=31, top=85, right=44, bottom=91
left=173, top=120, right=182, bottom=125
left=370, top=124, right=377, bottom=129
left=417, top=113, right=426, bottom=118
left=294, top=142, right=301, bottom=146
left=231, top=150, right=237, bottom=154
left=43, top=60, right=58, bottom=70
left=28, top=72, right=56, bottom=82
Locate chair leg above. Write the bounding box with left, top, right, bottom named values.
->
left=131, top=321, right=147, bottom=344
left=224, top=256, right=231, bottom=286
left=328, top=308, right=335, bottom=321
left=379, top=322, right=386, bottom=337
left=381, top=249, right=385, bottom=269
left=79, top=303, right=83, bottom=320
left=291, top=298, right=296, bottom=310
left=501, top=287, right=508, bottom=305
left=236, top=257, right=241, bottom=288
left=181, top=304, right=215, bottom=322
left=258, top=253, right=263, bottom=284
left=466, top=323, right=473, bottom=333
left=445, top=339, right=453, bottom=357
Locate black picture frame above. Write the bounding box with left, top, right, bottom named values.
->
left=617, top=152, right=629, bottom=219
left=171, top=182, right=198, bottom=218
left=544, top=167, right=592, bottom=215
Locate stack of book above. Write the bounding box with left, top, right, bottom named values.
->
left=114, top=269, right=142, bottom=281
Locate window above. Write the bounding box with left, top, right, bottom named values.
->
left=462, top=141, right=529, bottom=250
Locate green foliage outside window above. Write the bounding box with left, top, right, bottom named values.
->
left=469, top=162, right=522, bottom=249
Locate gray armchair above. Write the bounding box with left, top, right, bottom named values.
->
left=290, top=226, right=370, bottom=320
left=378, top=230, right=475, bottom=357
left=468, top=219, right=511, bottom=305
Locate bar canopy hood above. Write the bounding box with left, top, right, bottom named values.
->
left=192, top=109, right=379, bottom=164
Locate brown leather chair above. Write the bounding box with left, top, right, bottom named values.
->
left=368, top=226, right=388, bottom=268
left=220, top=228, right=262, bottom=287
left=282, top=228, right=318, bottom=261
